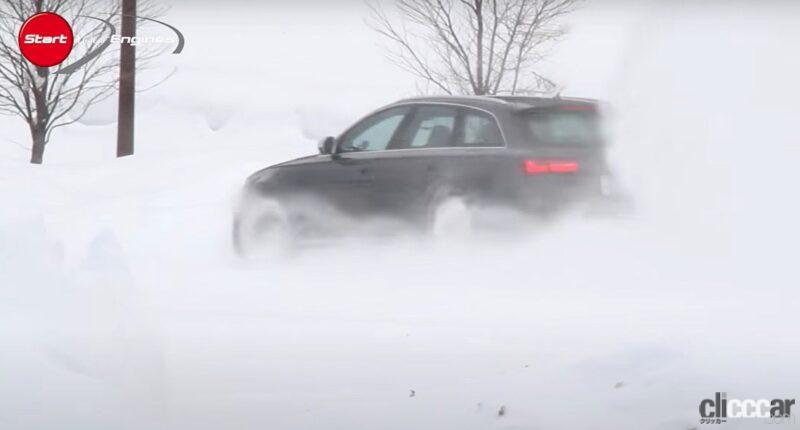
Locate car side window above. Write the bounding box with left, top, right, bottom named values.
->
left=457, top=110, right=504, bottom=147
left=403, top=106, right=458, bottom=148
left=338, top=107, right=410, bottom=153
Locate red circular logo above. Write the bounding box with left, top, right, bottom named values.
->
left=18, top=12, right=74, bottom=67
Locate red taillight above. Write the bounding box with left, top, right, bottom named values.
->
left=548, top=160, right=581, bottom=173
left=522, top=159, right=580, bottom=175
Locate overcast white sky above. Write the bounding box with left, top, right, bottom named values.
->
left=142, top=1, right=651, bottom=119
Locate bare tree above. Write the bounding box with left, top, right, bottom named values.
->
left=0, top=0, right=163, bottom=164
left=369, top=0, right=580, bottom=96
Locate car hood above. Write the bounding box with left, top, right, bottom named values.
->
left=245, top=154, right=319, bottom=185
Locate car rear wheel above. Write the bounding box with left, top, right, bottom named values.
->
left=428, top=194, right=474, bottom=240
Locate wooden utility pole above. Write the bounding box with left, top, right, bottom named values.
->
left=117, top=0, right=136, bottom=157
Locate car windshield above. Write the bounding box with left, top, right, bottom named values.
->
left=525, top=107, right=602, bottom=145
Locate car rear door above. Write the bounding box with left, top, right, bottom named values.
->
left=366, top=104, right=508, bottom=220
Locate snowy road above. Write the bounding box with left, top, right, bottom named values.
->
left=1, top=137, right=798, bottom=429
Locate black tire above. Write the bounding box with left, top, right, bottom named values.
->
left=232, top=197, right=292, bottom=259
left=425, top=187, right=474, bottom=239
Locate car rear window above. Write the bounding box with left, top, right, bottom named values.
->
left=525, top=107, right=602, bottom=146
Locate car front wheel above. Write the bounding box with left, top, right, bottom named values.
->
left=232, top=196, right=293, bottom=259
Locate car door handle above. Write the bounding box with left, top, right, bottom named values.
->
left=360, top=169, right=375, bottom=183
left=345, top=167, right=373, bottom=185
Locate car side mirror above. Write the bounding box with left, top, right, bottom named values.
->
left=318, top=136, right=336, bottom=155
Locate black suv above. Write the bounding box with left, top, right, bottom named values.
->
left=235, top=96, right=618, bottom=255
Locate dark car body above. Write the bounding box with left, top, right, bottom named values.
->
left=239, top=96, right=616, bottom=241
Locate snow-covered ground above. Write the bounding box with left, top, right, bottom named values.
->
left=1, top=1, right=799, bottom=429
